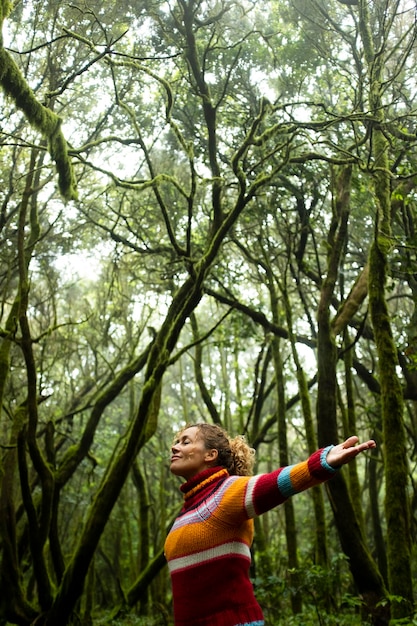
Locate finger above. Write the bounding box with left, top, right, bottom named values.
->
left=342, top=436, right=359, bottom=448
left=349, top=440, right=376, bottom=456
left=360, top=439, right=377, bottom=450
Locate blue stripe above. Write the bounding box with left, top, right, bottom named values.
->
left=277, top=465, right=297, bottom=497
left=321, top=445, right=337, bottom=473
left=235, top=622, right=264, bottom=626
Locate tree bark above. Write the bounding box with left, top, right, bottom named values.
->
left=316, top=164, right=387, bottom=623
left=358, top=0, right=414, bottom=617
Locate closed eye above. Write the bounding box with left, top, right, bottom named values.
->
left=173, top=437, right=191, bottom=445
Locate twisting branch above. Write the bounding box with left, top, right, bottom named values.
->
left=0, top=11, right=77, bottom=201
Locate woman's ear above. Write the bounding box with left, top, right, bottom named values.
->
left=204, top=449, right=218, bottom=463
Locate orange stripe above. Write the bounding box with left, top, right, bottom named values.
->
left=288, top=463, right=311, bottom=490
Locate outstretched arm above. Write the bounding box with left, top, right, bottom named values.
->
left=227, top=437, right=376, bottom=519
left=326, top=436, right=376, bottom=468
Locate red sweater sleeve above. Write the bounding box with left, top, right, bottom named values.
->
left=244, top=446, right=336, bottom=517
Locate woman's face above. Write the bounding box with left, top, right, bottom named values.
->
left=170, top=426, right=218, bottom=480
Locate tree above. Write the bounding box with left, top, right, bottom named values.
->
left=360, top=0, right=414, bottom=617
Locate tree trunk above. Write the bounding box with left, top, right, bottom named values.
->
left=368, top=241, right=413, bottom=618
left=316, top=164, right=387, bottom=623
left=357, top=0, right=414, bottom=617
left=368, top=412, right=388, bottom=586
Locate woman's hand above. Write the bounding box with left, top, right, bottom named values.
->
left=326, top=436, right=376, bottom=468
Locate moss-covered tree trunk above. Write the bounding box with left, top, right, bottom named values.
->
left=368, top=407, right=388, bottom=586
left=368, top=179, right=413, bottom=619
left=358, top=0, right=414, bottom=618
left=316, top=165, right=387, bottom=624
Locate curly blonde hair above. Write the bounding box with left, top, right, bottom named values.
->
left=180, top=423, right=255, bottom=476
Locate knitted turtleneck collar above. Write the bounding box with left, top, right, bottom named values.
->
left=180, top=466, right=229, bottom=502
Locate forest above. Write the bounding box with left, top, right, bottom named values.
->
left=0, top=0, right=416, bottom=624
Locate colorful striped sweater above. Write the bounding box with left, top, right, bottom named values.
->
left=164, top=446, right=336, bottom=626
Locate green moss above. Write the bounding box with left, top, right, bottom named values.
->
left=369, top=238, right=414, bottom=618
left=0, top=47, right=77, bottom=200
left=0, top=0, right=13, bottom=26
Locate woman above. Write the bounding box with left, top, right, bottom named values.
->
left=165, top=423, right=376, bottom=626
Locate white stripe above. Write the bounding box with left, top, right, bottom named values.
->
left=244, top=475, right=261, bottom=518
left=168, top=541, right=251, bottom=573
